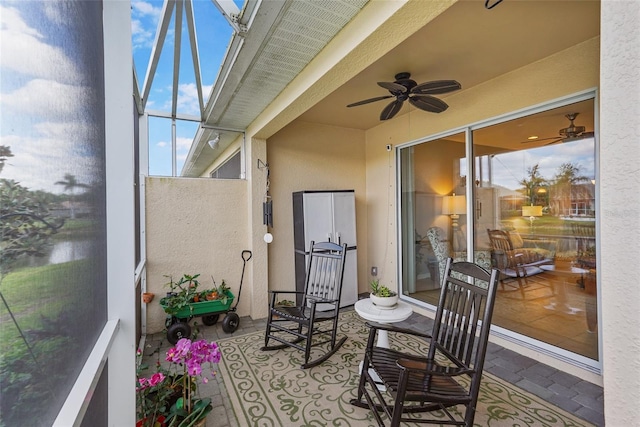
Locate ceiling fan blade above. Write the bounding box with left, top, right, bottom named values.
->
left=380, top=99, right=404, bottom=120
left=409, top=95, right=448, bottom=113
left=346, top=95, right=393, bottom=108
left=562, top=132, right=595, bottom=143
left=520, top=136, right=562, bottom=144
left=412, top=80, right=461, bottom=95
left=377, top=81, right=407, bottom=94
left=544, top=138, right=564, bottom=146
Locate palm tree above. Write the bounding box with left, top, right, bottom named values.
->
left=0, top=145, right=13, bottom=174
left=552, top=163, right=589, bottom=216
left=55, top=173, right=89, bottom=219
left=518, top=164, right=548, bottom=207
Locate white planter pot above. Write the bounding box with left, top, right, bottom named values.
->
left=370, top=293, right=399, bottom=309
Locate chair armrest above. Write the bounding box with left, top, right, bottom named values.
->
left=267, top=290, right=305, bottom=307
left=397, top=358, right=475, bottom=377
left=365, top=322, right=432, bottom=340
left=306, top=295, right=339, bottom=304
left=268, top=290, right=306, bottom=295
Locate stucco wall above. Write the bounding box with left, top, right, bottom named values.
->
left=364, top=37, right=599, bottom=290
left=361, top=37, right=601, bottom=381
left=600, top=2, right=640, bottom=424
left=266, top=121, right=367, bottom=293
left=145, top=177, right=249, bottom=334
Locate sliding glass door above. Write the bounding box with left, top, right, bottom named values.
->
left=399, top=95, right=598, bottom=363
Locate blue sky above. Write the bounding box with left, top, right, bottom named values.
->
left=131, top=0, right=236, bottom=176
left=0, top=1, right=106, bottom=193
left=0, top=0, right=237, bottom=193
left=0, top=0, right=594, bottom=192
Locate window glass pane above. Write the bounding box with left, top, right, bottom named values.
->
left=210, top=151, right=241, bottom=179
left=148, top=116, right=172, bottom=176
left=176, top=120, right=198, bottom=174
left=0, top=1, right=107, bottom=424
left=148, top=118, right=198, bottom=177
left=474, top=98, right=597, bottom=360
left=400, top=133, right=466, bottom=305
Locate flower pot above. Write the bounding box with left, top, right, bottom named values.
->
left=142, top=292, right=155, bottom=304
left=370, top=292, right=399, bottom=309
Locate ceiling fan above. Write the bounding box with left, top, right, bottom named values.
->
left=346, top=72, right=461, bottom=121
left=522, top=113, right=595, bottom=145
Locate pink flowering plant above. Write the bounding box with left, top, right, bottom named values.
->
left=136, top=338, right=221, bottom=427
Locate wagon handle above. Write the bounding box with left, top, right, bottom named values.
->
left=233, top=250, right=252, bottom=310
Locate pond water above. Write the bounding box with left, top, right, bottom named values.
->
left=14, top=240, right=93, bottom=269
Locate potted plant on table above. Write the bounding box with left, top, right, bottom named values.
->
left=369, top=279, right=399, bottom=308
left=136, top=338, right=221, bottom=427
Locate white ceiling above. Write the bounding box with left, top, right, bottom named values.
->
left=185, top=0, right=600, bottom=176
left=298, top=0, right=600, bottom=130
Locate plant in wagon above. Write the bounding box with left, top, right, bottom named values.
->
left=160, top=274, right=202, bottom=316
left=136, top=338, right=221, bottom=427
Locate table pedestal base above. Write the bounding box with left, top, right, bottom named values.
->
left=358, top=361, right=385, bottom=391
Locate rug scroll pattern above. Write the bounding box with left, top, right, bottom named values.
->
left=218, top=311, right=593, bottom=427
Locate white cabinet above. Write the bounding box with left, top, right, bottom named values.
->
left=293, top=191, right=358, bottom=308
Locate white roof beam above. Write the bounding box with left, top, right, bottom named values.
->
left=141, top=0, right=175, bottom=110
left=171, top=0, right=183, bottom=118
left=185, top=0, right=205, bottom=119
left=211, top=0, right=247, bottom=34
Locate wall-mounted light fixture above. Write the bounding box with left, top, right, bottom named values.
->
left=442, top=193, right=466, bottom=229
left=208, top=133, right=220, bottom=149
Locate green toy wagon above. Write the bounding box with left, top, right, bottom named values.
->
left=160, top=251, right=251, bottom=344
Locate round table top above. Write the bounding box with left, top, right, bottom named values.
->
left=354, top=298, right=413, bottom=324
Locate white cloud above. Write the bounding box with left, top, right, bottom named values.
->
left=157, top=141, right=168, bottom=148
left=132, top=19, right=155, bottom=50
left=0, top=5, right=79, bottom=83
left=131, top=0, right=163, bottom=51
left=132, top=0, right=163, bottom=20
left=1, top=122, right=101, bottom=193
left=176, top=83, right=212, bottom=116
left=176, top=136, right=192, bottom=151
left=1, top=79, right=89, bottom=118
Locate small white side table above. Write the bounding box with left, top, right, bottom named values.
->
left=354, top=298, right=413, bottom=391
left=354, top=298, right=413, bottom=347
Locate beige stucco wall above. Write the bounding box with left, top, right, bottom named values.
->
left=145, top=177, right=249, bottom=333
left=600, top=2, right=640, bottom=424
left=266, top=121, right=367, bottom=293
left=364, top=36, right=599, bottom=291
left=361, top=36, right=600, bottom=382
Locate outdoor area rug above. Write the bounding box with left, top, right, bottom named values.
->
left=217, top=311, right=593, bottom=426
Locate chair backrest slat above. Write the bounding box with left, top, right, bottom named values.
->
left=304, top=241, right=347, bottom=306
left=429, top=258, right=499, bottom=382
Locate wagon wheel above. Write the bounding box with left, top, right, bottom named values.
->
left=201, top=314, right=220, bottom=326
left=222, top=312, right=240, bottom=333
left=165, top=315, right=176, bottom=328
left=167, top=321, right=191, bottom=345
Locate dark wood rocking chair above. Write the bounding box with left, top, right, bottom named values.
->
left=261, top=240, right=348, bottom=368
left=487, top=228, right=552, bottom=298
left=350, top=258, right=499, bottom=426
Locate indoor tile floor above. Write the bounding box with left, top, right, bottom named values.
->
left=141, top=302, right=604, bottom=427
left=412, top=270, right=598, bottom=359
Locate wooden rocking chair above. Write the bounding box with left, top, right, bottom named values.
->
left=261, top=241, right=348, bottom=368
left=351, top=258, right=499, bottom=426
